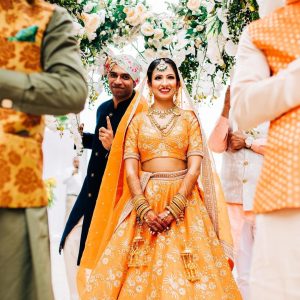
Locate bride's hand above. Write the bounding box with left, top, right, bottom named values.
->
left=158, top=210, right=175, bottom=229
left=144, top=210, right=169, bottom=234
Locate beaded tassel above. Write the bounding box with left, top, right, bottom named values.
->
left=180, top=246, right=200, bottom=282
left=128, top=221, right=149, bottom=267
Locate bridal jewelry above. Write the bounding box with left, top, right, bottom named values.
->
left=150, top=106, right=176, bottom=119
left=156, top=59, right=168, bottom=72
left=128, top=220, right=150, bottom=267
left=148, top=107, right=180, bottom=137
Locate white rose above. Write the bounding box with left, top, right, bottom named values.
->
left=127, top=15, right=141, bottom=26
left=81, top=12, right=102, bottom=38
left=152, top=39, right=162, bottom=49
left=125, top=8, right=141, bottom=26
left=187, top=0, right=201, bottom=11
left=141, top=22, right=155, bottom=36
left=161, top=36, right=173, bottom=46
left=162, top=19, right=173, bottom=31
left=153, top=28, right=164, bottom=40
left=136, top=3, right=146, bottom=15
left=225, top=40, right=238, bottom=56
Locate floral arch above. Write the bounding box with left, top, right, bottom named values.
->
left=46, top=0, right=258, bottom=142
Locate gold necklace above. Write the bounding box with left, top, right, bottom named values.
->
left=148, top=110, right=179, bottom=137
left=150, top=107, right=176, bottom=119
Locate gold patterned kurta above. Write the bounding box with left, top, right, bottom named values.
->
left=0, top=0, right=54, bottom=207
left=82, top=110, right=241, bottom=299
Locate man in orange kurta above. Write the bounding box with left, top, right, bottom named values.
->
left=231, top=1, right=300, bottom=299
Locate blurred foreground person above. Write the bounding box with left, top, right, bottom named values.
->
left=0, top=0, right=87, bottom=299
left=232, top=0, right=300, bottom=299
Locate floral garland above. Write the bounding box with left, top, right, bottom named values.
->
left=172, top=0, right=259, bottom=102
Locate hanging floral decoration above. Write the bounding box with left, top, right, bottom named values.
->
left=45, top=114, right=83, bottom=155
left=170, top=0, right=259, bottom=102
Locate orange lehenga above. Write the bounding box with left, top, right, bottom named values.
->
left=79, top=109, right=241, bottom=299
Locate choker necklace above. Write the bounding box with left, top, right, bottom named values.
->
left=149, top=106, right=176, bottom=119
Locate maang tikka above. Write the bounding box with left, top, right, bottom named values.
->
left=156, top=59, right=168, bottom=72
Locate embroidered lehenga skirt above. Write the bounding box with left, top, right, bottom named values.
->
left=84, top=170, right=241, bottom=299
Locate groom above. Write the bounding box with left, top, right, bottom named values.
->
left=59, top=54, right=142, bottom=299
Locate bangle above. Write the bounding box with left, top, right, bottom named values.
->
left=132, top=194, right=151, bottom=221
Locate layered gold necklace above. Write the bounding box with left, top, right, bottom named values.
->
left=148, top=106, right=180, bottom=137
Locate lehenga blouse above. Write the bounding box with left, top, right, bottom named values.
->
left=124, top=109, right=204, bottom=162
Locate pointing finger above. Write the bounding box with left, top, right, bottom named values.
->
left=106, top=116, right=112, bottom=131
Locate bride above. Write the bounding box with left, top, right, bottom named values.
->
left=78, top=58, right=241, bottom=299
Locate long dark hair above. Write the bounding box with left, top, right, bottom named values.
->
left=147, top=58, right=180, bottom=85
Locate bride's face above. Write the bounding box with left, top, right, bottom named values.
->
left=149, top=64, right=178, bottom=103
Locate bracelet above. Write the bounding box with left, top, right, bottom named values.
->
left=166, top=193, right=187, bottom=222
left=132, top=194, right=151, bottom=221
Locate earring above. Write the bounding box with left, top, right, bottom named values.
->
left=148, top=90, right=154, bottom=107
left=173, top=90, right=178, bottom=106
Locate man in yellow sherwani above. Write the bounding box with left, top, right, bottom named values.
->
left=231, top=0, right=300, bottom=299
left=0, top=0, right=87, bottom=299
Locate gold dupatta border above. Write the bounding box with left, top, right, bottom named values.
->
left=179, top=74, right=234, bottom=262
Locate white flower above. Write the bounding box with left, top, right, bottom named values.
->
left=225, top=39, right=238, bottom=56
left=98, top=9, right=106, bottom=24
left=206, top=38, right=222, bottom=64
left=216, top=7, right=226, bottom=22
left=221, top=23, right=230, bottom=38
left=187, top=0, right=201, bottom=11
left=72, top=22, right=84, bottom=36
left=144, top=48, right=156, bottom=58
left=136, top=3, right=146, bottom=15
left=196, top=24, right=204, bottom=32
left=94, top=80, right=104, bottom=95
left=81, top=13, right=102, bottom=41
left=162, top=19, right=173, bottom=31
left=126, top=8, right=141, bottom=26
left=204, top=63, right=216, bottom=75
left=83, top=3, right=94, bottom=12
left=136, top=285, right=143, bottom=293
left=152, top=39, right=162, bottom=49
left=161, top=36, right=173, bottom=46
left=86, top=32, right=97, bottom=42
left=205, top=2, right=215, bottom=13
left=141, top=22, right=155, bottom=36
left=153, top=28, right=164, bottom=40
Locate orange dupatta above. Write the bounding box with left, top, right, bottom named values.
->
left=77, top=90, right=147, bottom=288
